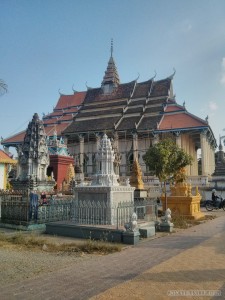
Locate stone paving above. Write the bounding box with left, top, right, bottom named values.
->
left=1, top=209, right=225, bottom=300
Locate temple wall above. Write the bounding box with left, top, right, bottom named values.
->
left=118, top=138, right=132, bottom=175
left=66, top=131, right=207, bottom=179
left=138, top=138, right=149, bottom=173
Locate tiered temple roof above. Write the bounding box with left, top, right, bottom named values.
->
left=1, top=47, right=215, bottom=149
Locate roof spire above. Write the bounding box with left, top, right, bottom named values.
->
left=111, top=38, right=113, bottom=57
left=101, top=39, right=120, bottom=93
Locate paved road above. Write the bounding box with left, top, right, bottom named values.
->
left=1, top=209, right=225, bottom=300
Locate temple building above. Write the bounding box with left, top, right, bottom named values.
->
left=63, top=45, right=217, bottom=182
left=1, top=44, right=217, bottom=185
left=0, top=149, right=17, bottom=189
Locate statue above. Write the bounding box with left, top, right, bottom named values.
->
left=125, top=178, right=130, bottom=187
left=124, top=212, right=138, bottom=232
left=161, top=208, right=172, bottom=224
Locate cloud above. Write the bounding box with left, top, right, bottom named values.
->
left=220, top=57, right=225, bottom=85
left=200, top=101, right=218, bottom=120
left=208, top=101, right=218, bottom=112
left=180, top=20, right=192, bottom=33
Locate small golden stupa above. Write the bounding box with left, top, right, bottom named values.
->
left=130, top=158, right=144, bottom=190
left=161, top=168, right=204, bottom=219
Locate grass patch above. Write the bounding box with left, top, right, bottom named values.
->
left=172, top=214, right=217, bottom=229
left=0, top=232, right=122, bottom=255
left=79, top=239, right=122, bottom=254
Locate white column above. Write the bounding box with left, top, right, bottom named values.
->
left=152, top=133, right=159, bottom=145
left=200, top=130, right=207, bottom=176
left=209, top=144, right=215, bottom=175
left=175, top=131, right=182, bottom=148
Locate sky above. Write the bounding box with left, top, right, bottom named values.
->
left=1, top=0, right=225, bottom=153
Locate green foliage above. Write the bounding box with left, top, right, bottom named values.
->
left=143, top=138, right=193, bottom=184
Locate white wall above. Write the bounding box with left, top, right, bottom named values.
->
left=0, top=164, right=5, bottom=189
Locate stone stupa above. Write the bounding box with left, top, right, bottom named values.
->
left=74, top=133, right=135, bottom=225
left=11, top=113, right=55, bottom=192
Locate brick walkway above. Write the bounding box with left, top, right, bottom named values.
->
left=1, top=211, right=225, bottom=300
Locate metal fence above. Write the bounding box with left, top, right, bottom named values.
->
left=0, top=192, right=157, bottom=228
left=72, top=198, right=157, bottom=229
left=0, top=191, right=73, bottom=225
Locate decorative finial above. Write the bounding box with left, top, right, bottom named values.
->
left=85, top=82, right=92, bottom=90
left=150, top=70, right=157, bottom=81
left=111, top=38, right=113, bottom=57
left=183, top=101, right=186, bottom=107
left=72, top=84, right=78, bottom=94
left=135, top=73, right=140, bottom=81
left=168, top=68, right=176, bottom=79
left=205, top=115, right=209, bottom=123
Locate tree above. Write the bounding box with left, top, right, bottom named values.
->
left=143, top=138, right=193, bottom=209
left=0, top=79, right=8, bottom=96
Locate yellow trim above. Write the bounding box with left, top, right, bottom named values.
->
left=0, top=159, right=17, bottom=164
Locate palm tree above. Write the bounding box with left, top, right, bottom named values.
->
left=0, top=79, right=8, bottom=96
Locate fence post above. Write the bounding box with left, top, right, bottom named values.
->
left=117, top=206, right=119, bottom=230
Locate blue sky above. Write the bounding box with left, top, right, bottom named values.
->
left=1, top=0, right=225, bottom=151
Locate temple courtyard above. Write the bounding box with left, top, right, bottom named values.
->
left=0, top=208, right=225, bottom=300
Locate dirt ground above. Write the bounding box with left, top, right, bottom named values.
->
left=0, top=232, right=98, bottom=286
left=0, top=209, right=223, bottom=300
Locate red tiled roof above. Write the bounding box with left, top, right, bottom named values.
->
left=2, top=121, right=71, bottom=145
left=44, top=111, right=62, bottom=118
left=159, top=112, right=207, bottom=130
left=55, top=92, right=86, bottom=110
left=0, top=149, right=17, bottom=163
left=44, top=123, right=71, bottom=136
left=57, top=115, right=73, bottom=121
left=165, top=105, right=185, bottom=112
left=2, top=131, right=26, bottom=144
left=63, top=107, right=79, bottom=113
left=43, top=118, right=58, bottom=125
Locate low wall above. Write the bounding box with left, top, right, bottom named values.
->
left=45, top=221, right=155, bottom=245
left=46, top=222, right=126, bottom=243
